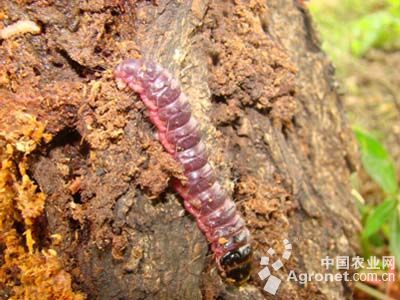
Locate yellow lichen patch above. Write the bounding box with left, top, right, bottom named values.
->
left=0, top=112, right=50, bottom=226
left=23, top=229, right=35, bottom=254
left=0, top=231, right=85, bottom=300
left=15, top=173, right=46, bottom=226
left=0, top=143, right=18, bottom=233
left=0, top=111, right=84, bottom=299
left=1, top=112, right=52, bottom=155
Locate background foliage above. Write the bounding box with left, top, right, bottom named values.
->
left=311, top=0, right=400, bottom=298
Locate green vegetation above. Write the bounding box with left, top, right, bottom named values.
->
left=310, top=0, right=400, bottom=254
left=351, top=0, right=400, bottom=57
left=355, top=128, right=400, bottom=268
left=310, top=1, right=400, bottom=297
left=310, top=0, right=400, bottom=73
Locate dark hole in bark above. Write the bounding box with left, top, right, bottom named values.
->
left=211, top=94, right=226, bottom=103
left=73, top=192, right=83, bottom=204
left=211, top=52, right=220, bottom=66
left=47, top=127, right=90, bottom=159
left=57, top=49, right=94, bottom=78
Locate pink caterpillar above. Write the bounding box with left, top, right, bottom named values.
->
left=115, top=59, right=252, bottom=284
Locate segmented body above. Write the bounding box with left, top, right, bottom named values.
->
left=115, top=59, right=252, bottom=284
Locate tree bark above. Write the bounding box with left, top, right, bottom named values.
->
left=0, top=0, right=360, bottom=299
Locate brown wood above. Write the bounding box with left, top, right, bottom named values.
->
left=0, top=0, right=360, bottom=299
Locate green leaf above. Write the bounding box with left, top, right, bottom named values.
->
left=351, top=11, right=400, bottom=56
left=362, top=197, right=397, bottom=238
left=389, top=208, right=400, bottom=269
left=388, top=0, right=400, bottom=16
left=354, top=128, right=398, bottom=195
left=368, top=231, right=386, bottom=247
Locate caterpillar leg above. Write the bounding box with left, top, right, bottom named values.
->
left=156, top=131, right=175, bottom=154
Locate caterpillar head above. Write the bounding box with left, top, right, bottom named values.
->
left=220, top=244, right=252, bottom=285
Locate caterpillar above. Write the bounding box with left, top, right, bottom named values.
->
left=114, top=59, right=252, bottom=284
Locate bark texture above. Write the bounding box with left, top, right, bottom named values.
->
left=0, top=0, right=360, bottom=299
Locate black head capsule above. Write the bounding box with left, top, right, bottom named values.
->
left=220, top=244, right=253, bottom=285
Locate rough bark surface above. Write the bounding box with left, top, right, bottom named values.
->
left=0, top=0, right=360, bottom=299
